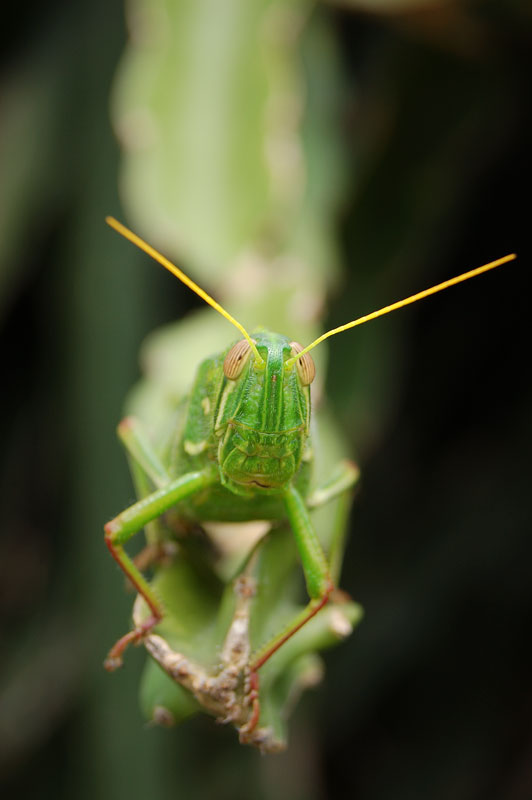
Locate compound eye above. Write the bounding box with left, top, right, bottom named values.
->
left=223, top=339, right=253, bottom=379
left=289, top=341, right=316, bottom=386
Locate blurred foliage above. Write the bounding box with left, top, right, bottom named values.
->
left=0, top=0, right=531, bottom=798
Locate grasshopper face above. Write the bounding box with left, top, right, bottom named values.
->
left=217, top=331, right=312, bottom=496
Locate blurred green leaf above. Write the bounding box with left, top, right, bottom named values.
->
left=111, top=0, right=345, bottom=299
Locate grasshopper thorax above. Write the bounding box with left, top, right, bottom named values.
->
left=216, top=331, right=313, bottom=496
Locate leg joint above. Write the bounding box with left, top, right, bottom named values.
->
left=104, top=519, right=121, bottom=543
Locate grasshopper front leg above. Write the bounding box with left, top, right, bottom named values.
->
left=104, top=465, right=218, bottom=670
left=241, top=484, right=337, bottom=736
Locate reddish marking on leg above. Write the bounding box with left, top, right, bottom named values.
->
left=250, top=582, right=333, bottom=672
left=105, top=519, right=120, bottom=536
left=104, top=614, right=159, bottom=671
left=104, top=522, right=163, bottom=669
left=104, top=525, right=161, bottom=619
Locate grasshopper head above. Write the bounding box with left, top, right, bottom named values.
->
left=217, top=331, right=315, bottom=496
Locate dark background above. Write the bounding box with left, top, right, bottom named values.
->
left=0, top=1, right=531, bottom=798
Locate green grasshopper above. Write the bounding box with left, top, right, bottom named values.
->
left=104, top=216, right=515, bottom=747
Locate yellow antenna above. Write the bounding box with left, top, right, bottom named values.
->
left=106, top=217, right=265, bottom=367
left=286, top=253, right=517, bottom=367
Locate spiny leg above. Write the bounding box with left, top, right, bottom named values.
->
left=104, top=466, right=218, bottom=670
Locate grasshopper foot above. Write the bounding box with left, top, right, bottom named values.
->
left=104, top=614, right=159, bottom=671
left=104, top=653, right=124, bottom=671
